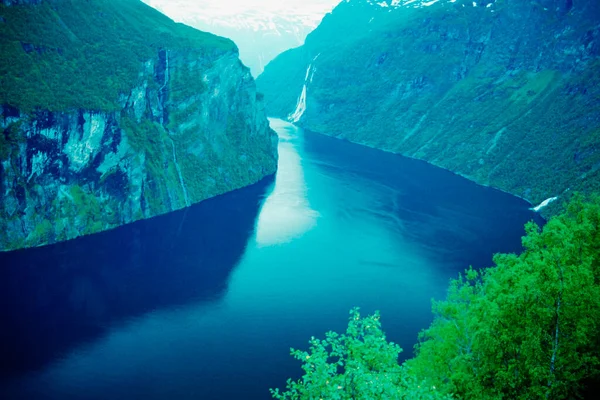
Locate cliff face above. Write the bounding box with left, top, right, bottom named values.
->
left=0, top=0, right=278, bottom=251
left=257, top=0, right=600, bottom=214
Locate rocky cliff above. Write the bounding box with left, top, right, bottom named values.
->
left=257, top=0, right=600, bottom=214
left=0, top=0, right=278, bottom=251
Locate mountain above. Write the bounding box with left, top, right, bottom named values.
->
left=0, top=0, right=278, bottom=251
left=257, top=0, right=600, bottom=215
left=142, top=0, right=338, bottom=77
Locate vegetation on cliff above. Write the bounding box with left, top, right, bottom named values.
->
left=273, top=196, right=600, bottom=399
left=0, top=0, right=277, bottom=251
left=0, top=0, right=235, bottom=112
left=257, top=0, right=600, bottom=213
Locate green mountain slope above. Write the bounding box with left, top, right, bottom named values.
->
left=0, top=0, right=277, bottom=251
left=0, top=0, right=238, bottom=111
left=257, top=0, right=600, bottom=215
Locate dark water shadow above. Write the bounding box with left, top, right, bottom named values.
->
left=301, top=130, right=545, bottom=268
left=0, top=176, right=274, bottom=380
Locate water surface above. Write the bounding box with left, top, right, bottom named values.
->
left=0, top=119, right=543, bottom=399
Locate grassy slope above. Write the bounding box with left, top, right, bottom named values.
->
left=257, top=0, right=600, bottom=212
left=0, top=0, right=235, bottom=112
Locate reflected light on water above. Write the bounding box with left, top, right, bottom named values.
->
left=254, top=119, right=320, bottom=246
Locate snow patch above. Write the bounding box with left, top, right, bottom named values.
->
left=364, top=0, right=494, bottom=9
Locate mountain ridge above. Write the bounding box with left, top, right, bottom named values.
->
left=257, top=0, right=600, bottom=215
left=142, top=0, right=338, bottom=77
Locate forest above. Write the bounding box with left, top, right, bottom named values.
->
left=272, top=196, right=600, bottom=399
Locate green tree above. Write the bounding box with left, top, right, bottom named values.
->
left=405, top=268, right=487, bottom=398
left=271, top=308, right=451, bottom=400
left=408, top=196, right=600, bottom=399
left=275, top=197, right=600, bottom=399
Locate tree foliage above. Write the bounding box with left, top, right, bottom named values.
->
left=275, top=196, right=600, bottom=399
left=0, top=0, right=235, bottom=112
left=271, top=308, right=450, bottom=399
left=408, top=195, right=600, bottom=399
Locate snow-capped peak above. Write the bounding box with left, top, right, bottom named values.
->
left=142, top=0, right=338, bottom=77
left=357, top=0, right=496, bottom=9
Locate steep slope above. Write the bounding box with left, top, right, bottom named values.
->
left=0, top=0, right=278, bottom=251
left=142, top=0, right=338, bottom=77
left=257, top=0, right=600, bottom=214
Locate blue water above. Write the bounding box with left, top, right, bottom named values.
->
left=0, top=119, right=543, bottom=399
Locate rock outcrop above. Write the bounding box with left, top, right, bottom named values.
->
left=0, top=0, right=278, bottom=251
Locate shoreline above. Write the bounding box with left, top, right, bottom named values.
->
left=276, top=117, right=553, bottom=221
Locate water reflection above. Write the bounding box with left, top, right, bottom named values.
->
left=0, top=120, right=545, bottom=400
left=0, top=178, right=272, bottom=380
left=300, top=129, right=545, bottom=268
left=254, top=119, right=319, bottom=247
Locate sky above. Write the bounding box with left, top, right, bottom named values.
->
left=144, top=0, right=340, bottom=18
left=142, top=0, right=342, bottom=76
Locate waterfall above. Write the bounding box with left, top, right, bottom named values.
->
left=159, top=50, right=170, bottom=125
left=288, top=83, right=308, bottom=123
left=158, top=49, right=189, bottom=207
left=288, top=54, right=320, bottom=123
left=532, top=196, right=558, bottom=212
left=169, top=137, right=190, bottom=207
left=159, top=50, right=170, bottom=93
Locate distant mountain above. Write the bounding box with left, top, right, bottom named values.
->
left=257, top=0, right=600, bottom=215
left=142, top=0, right=338, bottom=77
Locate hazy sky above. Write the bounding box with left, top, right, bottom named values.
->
left=144, top=0, right=340, bottom=16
